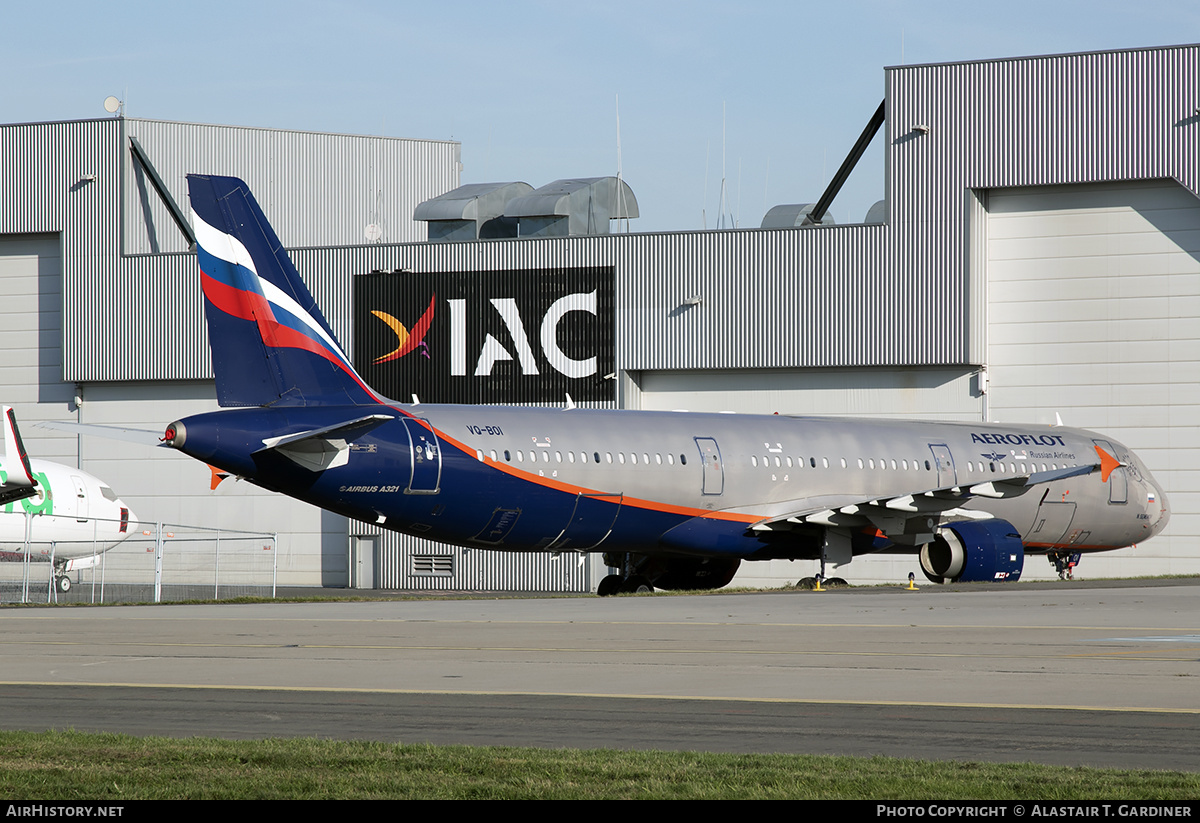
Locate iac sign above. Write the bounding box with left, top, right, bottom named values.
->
left=448, top=291, right=597, bottom=379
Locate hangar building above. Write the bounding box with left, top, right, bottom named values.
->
left=1, top=43, right=1196, bottom=590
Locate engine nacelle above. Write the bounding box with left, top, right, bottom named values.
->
left=919, top=520, right=1024, bottom=584
left=653, top=557, right=741, bottom=591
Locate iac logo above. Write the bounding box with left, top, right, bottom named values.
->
left=371, top=295, right=436, bottom=363
left=446, top=291, right=598, bottom=379
left=370, top=292, right=599, bottom=378
left=355, top=266, right=615, bottom=403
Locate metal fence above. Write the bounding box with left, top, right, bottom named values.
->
left=0, top=514, right=277, bottom=604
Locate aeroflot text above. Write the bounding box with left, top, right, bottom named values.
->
left=970, top=433, right=1067, bottom=447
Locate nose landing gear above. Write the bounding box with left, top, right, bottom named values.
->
left=1048, top=551, right=1081, bottom=580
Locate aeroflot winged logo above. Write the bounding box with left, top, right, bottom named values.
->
left=355, top=267, right=615, bottom=404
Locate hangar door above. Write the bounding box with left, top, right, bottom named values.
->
left=0, top=234, right=70, bottom=417
left=985, top=179, right=1200, bottom=573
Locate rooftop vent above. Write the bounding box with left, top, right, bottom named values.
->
left=505, top=177, right=639, bottom=237
left=414, top=181, right=533, bottom=242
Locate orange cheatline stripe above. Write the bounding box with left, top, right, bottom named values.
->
left=410, top=415, right=757, bottom=525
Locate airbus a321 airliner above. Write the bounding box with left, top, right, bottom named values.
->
left=164, top=174, right=1170, bottom=593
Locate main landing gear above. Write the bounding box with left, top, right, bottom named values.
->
left=597, top=553, right=655, bottom=596
left=52, top=560, right=73, bottom=594
left=596, top=573, right=654, bottom=596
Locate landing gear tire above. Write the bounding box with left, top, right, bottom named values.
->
left=55, top=576, right=71, bottom=594
left=597, top=574, right=624, bottom=597
left=824, top=577, right=849, bottom=588
left=798, top=577, right=818, bottom=590
left=623, top=575, right=654, bottom=594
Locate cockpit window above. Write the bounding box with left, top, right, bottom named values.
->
left=99, top=485, right=119, bottom=502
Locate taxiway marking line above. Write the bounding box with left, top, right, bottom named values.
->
left=1, top=680, right=1197, bottom=715
left=1, top=638, right=1195, bottom=661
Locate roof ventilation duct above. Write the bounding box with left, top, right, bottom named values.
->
left=505, top=177, right=639, bottom=237
left=414, top=181, right=533, bottom=242
left=760, top=203, right=837, bottom=229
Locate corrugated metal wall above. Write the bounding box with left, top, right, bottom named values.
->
left=371, top=530, right=594, bottom=591
left=123, top=119, right=459, bottom=253
left=0, top=117, right=460, bottom=383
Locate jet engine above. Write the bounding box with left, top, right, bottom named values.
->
left=919, top=520, right=1024, bottom=584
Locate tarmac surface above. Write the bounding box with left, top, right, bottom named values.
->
left=2, top=579, right=1199, bottom=769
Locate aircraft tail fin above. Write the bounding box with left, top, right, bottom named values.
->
left=186, top=174, right=381, bottom=408
left=0, top=406, right=39, bottom=505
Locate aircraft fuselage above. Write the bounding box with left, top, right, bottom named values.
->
left=167, top=403, right=1169, bottom=562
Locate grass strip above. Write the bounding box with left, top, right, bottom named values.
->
left=1, top=730, right=1198, bottom=800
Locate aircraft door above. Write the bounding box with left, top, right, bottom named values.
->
left=548, top=493, right=622, bottom=550
left=402, top=417, right=441, bottom=494
left=695, top=437, right=724, bottom=495
left=927, top=444, right=957, bottom=487
left=71, top=475, right=88, bottom=523
left=1093, top=440, right=1127, bottom=504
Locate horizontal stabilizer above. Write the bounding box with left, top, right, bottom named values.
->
left=254, top=414, right=393, bottom=471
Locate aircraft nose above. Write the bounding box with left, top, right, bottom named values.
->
left=118, top=501, right=139, bottom=536
left=1146, top=477, right=1169, bottom=537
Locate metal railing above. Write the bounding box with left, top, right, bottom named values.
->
left=0, top=512, right=277, bottom=604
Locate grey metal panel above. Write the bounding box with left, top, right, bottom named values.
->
left=634, top=367, right=982, bottom=421
left=985, top=179, right=1200, bottom=577
left=372, top=529, right=590, bottom=592
left=0, top=118, right=459, bottom=382
left=122, top=120, right=460, bottom=253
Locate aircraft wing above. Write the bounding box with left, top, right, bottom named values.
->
left=749, top=462, right=1100, bottom=546
left=1, top=406, right=39, bottom=505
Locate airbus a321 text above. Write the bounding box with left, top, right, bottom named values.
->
left=162, top=174, right=1170, bottom=594
left=0, top=406, right=137, bottom=593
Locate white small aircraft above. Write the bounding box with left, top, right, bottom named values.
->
left=0, top=406, right=138, bottom=592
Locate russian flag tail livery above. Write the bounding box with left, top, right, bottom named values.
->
left=187, top=174, right=381, bottom=408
